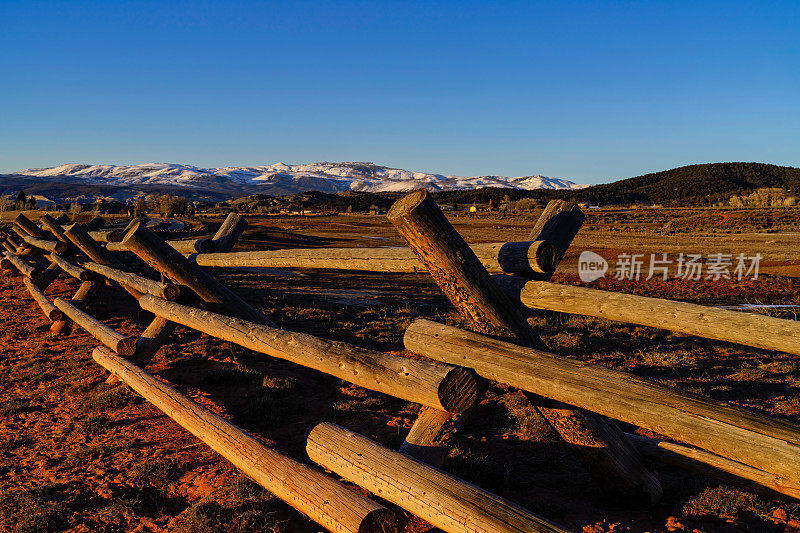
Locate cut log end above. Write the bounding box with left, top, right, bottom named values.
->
left=48, top=309, right=65, bottom=322
left=116, top=337, right=138, bottom=357
left=533, top=240, right=557, bottom=273
left=386, top=188, right=427, bottom=220
left=358, top=509, right=403, bottom=533
left=437, top=367, right=485, bottom=413
left=194, top=238, right=215, bottom=253
left=106, top=229, right=126, bottom=242
left=163, top=283, right=181, bottom=301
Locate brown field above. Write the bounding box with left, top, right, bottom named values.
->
left=2, top=209, right=800, bottom=532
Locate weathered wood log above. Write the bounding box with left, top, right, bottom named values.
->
left=212, top=212, right=248, bottom=252
left=138, top=295, right=482, bottom=413
left=404, top=318, right=800, bottom=483
left=527, top=199, right=584, bottom=278
left=627, top=433, right=800, bottom=502
left=48, top=254, right=95, bottom=281
left=83, top=262, right=180, bottom=300
left=88, top=229, right=126, bottom=243
left=397, top=407, right=456, bottom=466
left=64, top=223, right=145, bottom=299
left=123, top=222, right=275, bottom=325
left=308, top=422, right=571, bottom=533
left=50, top=280, right=97, bottom=335
left=69, top=217, right=140, bottom=241
left=134, top=316, right=176, bottom=364
left=52, top=214, right=70, bottom=225
left=192, top=240, right=556, bottom=275
left=2, top=251, right=42, bottom=280
left=12, top=225, right=34, bottom=243
left=40, top=214, right=71, bottom=243
left=92, top=346, right=399, bottom=533
left=35, top=261, right=63, bottom=292
left=388, top=190, right=660, bottom=503
left=85, top=216, right=106, bottom=231
left=1, top=239, right=17, bottom=254
left=53, top=297, right=137, bottom=356
left=23, top=277, right=63, bottom=321
left=107, top=315, right=178, bottom=385
left=14, top=214, right=50, bottom=240
left=387, top=189, right=544, bottom=346
left=20, top=234, right=68, bottom=254
left=496, top=277, right=800, bottom=357
left=106, top=238, right=215, bottom=254
left=64, top=224, right=118, bottom=266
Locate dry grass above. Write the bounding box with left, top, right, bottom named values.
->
left=176, top=475, right=283, bottom=533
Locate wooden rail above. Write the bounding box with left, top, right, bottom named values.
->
left=40, top=213, right=71, bottom=244
left=88, top=229, right=126, bottom=243
left=23, top=277, right=63, bottom=321
left=48, top=254, right=95, bottom=281
left=192, top=240, right=556, bottom=275
left=404, top=318, right=800, bottom=483
left=2, top=251, right=42, bottom=280
left=50, top=280, right=96, bottom=335
left=92, top=346, right=400, bottom=533
left=628, top=433, right=800, bottom=501
left=106, top=238, right=215, bottom=254
left=53, top=298, right=137, bottom=356
left=20, top=234, right=68, bottom=254
left=495, top=277, right=800, bottom=356
left=308, top=422, right=571, bottom=533
left=83, top=261, right=180, bottom=300
left=138, top=294, right=483, bottom=413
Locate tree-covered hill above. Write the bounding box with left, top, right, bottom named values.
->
left=573, top=162, right=800, bottom=206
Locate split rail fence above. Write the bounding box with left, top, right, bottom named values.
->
left=2, top=194, right=800, bottom=533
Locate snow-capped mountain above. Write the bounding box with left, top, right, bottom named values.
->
left=7, top=161, right=586, bottom=202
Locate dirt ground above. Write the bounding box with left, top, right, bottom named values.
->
left=2, top=210, right=800, bottom=532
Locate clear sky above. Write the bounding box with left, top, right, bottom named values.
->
left=1, top=1, right=798, bottom=184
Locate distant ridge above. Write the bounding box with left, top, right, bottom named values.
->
left=3, top=161, right=586, bottom=203
left=573, top=162, right=800, bottom=206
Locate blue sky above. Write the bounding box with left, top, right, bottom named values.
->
left=1, top=1, right=798, bottom=184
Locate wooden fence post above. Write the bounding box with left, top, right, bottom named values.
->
left=133, top=316, right=176, bottom=365
left=212, top=212, right=248, bottom=252
left=527, top=199, right=585, bottom=277
left=388, top=189, right=661, bottom=503
left=64, top=224, right=118, bottom=266
left=122, top=222, right=275, bottom=325
left=40, top=213, right=71, bottom=243
left=14, top=214, right=50, bottom=240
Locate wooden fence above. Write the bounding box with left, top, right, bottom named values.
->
left=2, top=199, right=800, bottom=533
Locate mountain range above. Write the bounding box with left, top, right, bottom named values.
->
left=1, top=162, right=585, bottom=204
left=4, top=161, right=799, bottom=207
